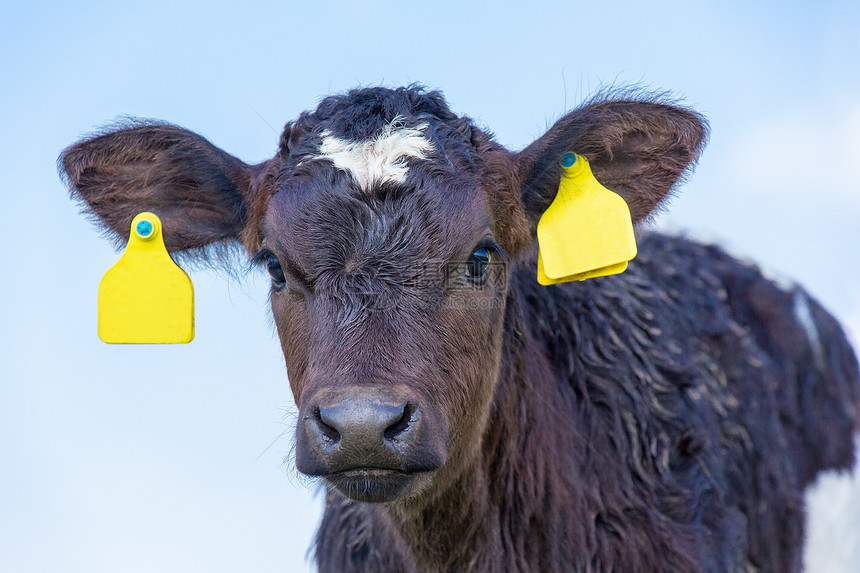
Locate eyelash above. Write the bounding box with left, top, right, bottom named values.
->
left=251, top=247, right=273, bottom=270
left=467, top=240, right=506, bottom=284
left=253, top=248, right=289, bottom=290
left=476, top=239, right=506, bottom=262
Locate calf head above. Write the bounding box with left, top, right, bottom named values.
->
left=61, top=87, right=706, bottom=504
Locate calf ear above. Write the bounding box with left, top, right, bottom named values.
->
left=517, top=96, right=708, bottom=225
left=59, top=120, right=269, bottom=254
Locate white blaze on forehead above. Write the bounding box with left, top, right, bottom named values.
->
left=315, top=119, right=434, bottom=190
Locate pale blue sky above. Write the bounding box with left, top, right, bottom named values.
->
left=2, top=1, right=859, bottom=571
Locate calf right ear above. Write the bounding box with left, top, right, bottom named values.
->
left=59, top=120, right=271, bottom=254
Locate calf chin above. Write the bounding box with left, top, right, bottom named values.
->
left=324, top=469, right=423, bottom=503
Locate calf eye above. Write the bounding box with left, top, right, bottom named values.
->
left=265, top=255, right=287, bottom=288
left=466, top=247, right=491, bottom=283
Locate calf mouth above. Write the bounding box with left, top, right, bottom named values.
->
left=324, top=468, right=421, bottom=503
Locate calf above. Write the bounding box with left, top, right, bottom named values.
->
left=60, top=86, right=860, bottom=572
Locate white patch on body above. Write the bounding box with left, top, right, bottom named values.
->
left=759, top=266, right=797, bottom=293
left=804, top=436, right=860, bottom=571
left=793, top=289, right=826, bottom=371
left=315, top=118, right=434, bottom=191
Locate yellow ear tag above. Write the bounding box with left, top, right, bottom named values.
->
left=98, top=212, right=194, bottom=343
left=536, top=153, right=637, bottom=285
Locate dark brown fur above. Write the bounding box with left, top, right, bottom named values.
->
left=60, top=86, right=859, bottom=572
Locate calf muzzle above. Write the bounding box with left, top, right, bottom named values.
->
left=296, top=393, right=447, bottom=502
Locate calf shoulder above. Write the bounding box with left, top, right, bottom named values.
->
left=513, top=232, right=859, bottom=571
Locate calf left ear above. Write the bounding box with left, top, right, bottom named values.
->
left=517, top=97, right=708, bottom=225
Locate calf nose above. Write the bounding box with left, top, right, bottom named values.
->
left=317, top=401, right=412, bottom=446
left=298, top=398, right=419, bottom=474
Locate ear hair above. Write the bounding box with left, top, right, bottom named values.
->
left=59, top=119, right=260, bottom=258
left=518, top=93, right=709, bottom=226
left=239, top=158, right=281, bottom=253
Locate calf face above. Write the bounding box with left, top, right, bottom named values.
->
left=61, top=86, right=706, bottom=504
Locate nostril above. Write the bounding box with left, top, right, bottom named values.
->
left=384, top=403, right=417, bottom=441
left=314, top=400, right=418, bottom=448
left=314, top=406, right=341, bottom=443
